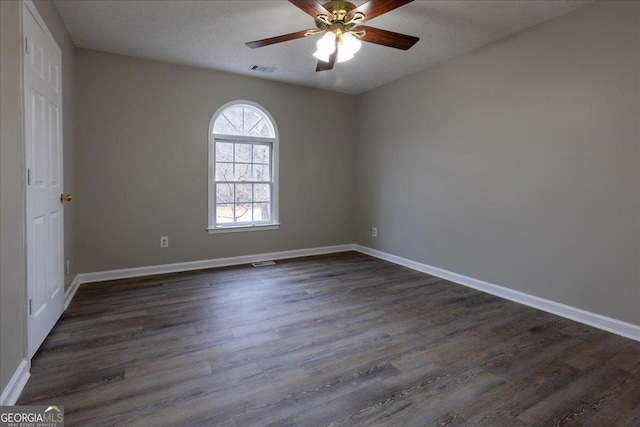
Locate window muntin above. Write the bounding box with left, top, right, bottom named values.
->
left=208, top=102, right=278, bottom=232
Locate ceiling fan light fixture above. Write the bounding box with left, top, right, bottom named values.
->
left=337, top=31, right=361, bottom=62
left=312, top=49, right=331, bottom=62
left=246, top=0, right=419, bottom=71
left=313, top=31, right=336, bottom=62
left=314, top=30, right=362, bottom=63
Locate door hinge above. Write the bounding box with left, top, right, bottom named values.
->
left=27, top=168, right=32, bottom=185
left=29, top=299, right=33, bottom=315
left=25, top=36, right=29, bottom=54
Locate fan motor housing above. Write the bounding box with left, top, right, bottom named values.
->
left=322, top=1, right=357, bottom=21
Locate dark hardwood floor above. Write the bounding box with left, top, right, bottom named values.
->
left=18, top=252, right=640, bottom=426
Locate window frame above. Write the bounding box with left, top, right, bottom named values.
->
left=207, top=101, right=279, bottom=234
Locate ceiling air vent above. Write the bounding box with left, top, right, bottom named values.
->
left=249, top=64, right=277, bottom=73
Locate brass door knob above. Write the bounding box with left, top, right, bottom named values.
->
left=60, top=194, right=73, bottom=202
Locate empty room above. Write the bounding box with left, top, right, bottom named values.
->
left=1, top=0, right=639, bottom=425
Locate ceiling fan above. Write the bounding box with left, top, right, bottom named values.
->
left=246, top=0, right=420, bottom=72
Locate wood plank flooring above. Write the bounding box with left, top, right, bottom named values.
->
left=18, top=252, right=640, bottom=426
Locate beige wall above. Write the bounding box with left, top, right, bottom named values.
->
left=354, top=0, right=640, bottom=324
left=1, top=0, right=77, bottom=396
left=76, top=49, right=356, bottom=272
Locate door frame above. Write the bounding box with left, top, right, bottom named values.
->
left=21, top=0, right=64, bottom=360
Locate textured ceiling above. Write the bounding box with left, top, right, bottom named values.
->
left=53, top=0, right=594, bottom=94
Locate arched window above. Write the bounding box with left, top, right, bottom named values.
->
left=208, top=101, right=279, bottom=233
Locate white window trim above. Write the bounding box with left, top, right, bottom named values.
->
left=207, top=101, right=279, bottom=234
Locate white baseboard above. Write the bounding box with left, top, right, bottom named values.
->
left=64, top=243, right=639, bottom=343
left=64, top=275, right=81, bottom=310
left=0, top=359, right=30, bottom=406
left=354, top=245, right=640, bottom=342
left=76, top=244, right=356, bottom=285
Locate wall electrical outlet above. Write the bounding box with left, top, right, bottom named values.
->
left=160, top=236, right=169, bottom=248
left=372, top=227, right=377, bottom=237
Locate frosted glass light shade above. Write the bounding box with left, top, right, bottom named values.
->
left=341, top=32, right=362, bottom=55
left=313, top=32, right=336, bottom=62
left=337, top=32, right=362, bottom=63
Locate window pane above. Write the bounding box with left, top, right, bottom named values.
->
left=235, top=203, right=252, bottom=222
left=244, top=108, right=263, bottom=136
left=216, top=183, right=233, bottom=203
left=245, top=121, right=264, bottom=137
left=252, top=164, right=270, bottom=182
left=216, top=204, right=234, bottom=224
left=253, top=145, right=270, bottom=164
left=223, top=109, right=243, bottom=134
left=215, top=142, right=233, bottom=162
left=254, top=184, right=270, bottom=202
left=235, top=183, right=252, bottom=203
left=255, top=120, right=273, bottom=137
left=213, top=118, right=240, bottom=136
left=235, top=143, right=252, bottom=163
left=254, top=203, right=271, bottom=221
left=234, top=163, right=251, bottom=181
left=215, top=163, right=233, bottom=181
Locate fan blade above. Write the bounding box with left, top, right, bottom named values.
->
left=246, top=30, right=313, bottom=48
left=357, top=25, right=419, bottom=50
left=346, top=0, right=414, bottom=23
left=316, top=46, right=338, bottom=72
left=289, top=0, right=334, bottom=20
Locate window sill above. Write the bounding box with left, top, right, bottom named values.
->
left=207, top=223, right=280, bottom=234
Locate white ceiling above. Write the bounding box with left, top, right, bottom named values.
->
left=53, top=0, right=593, bottom=95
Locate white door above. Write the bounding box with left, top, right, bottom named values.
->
left=23, top=2, right=65, bottom=359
